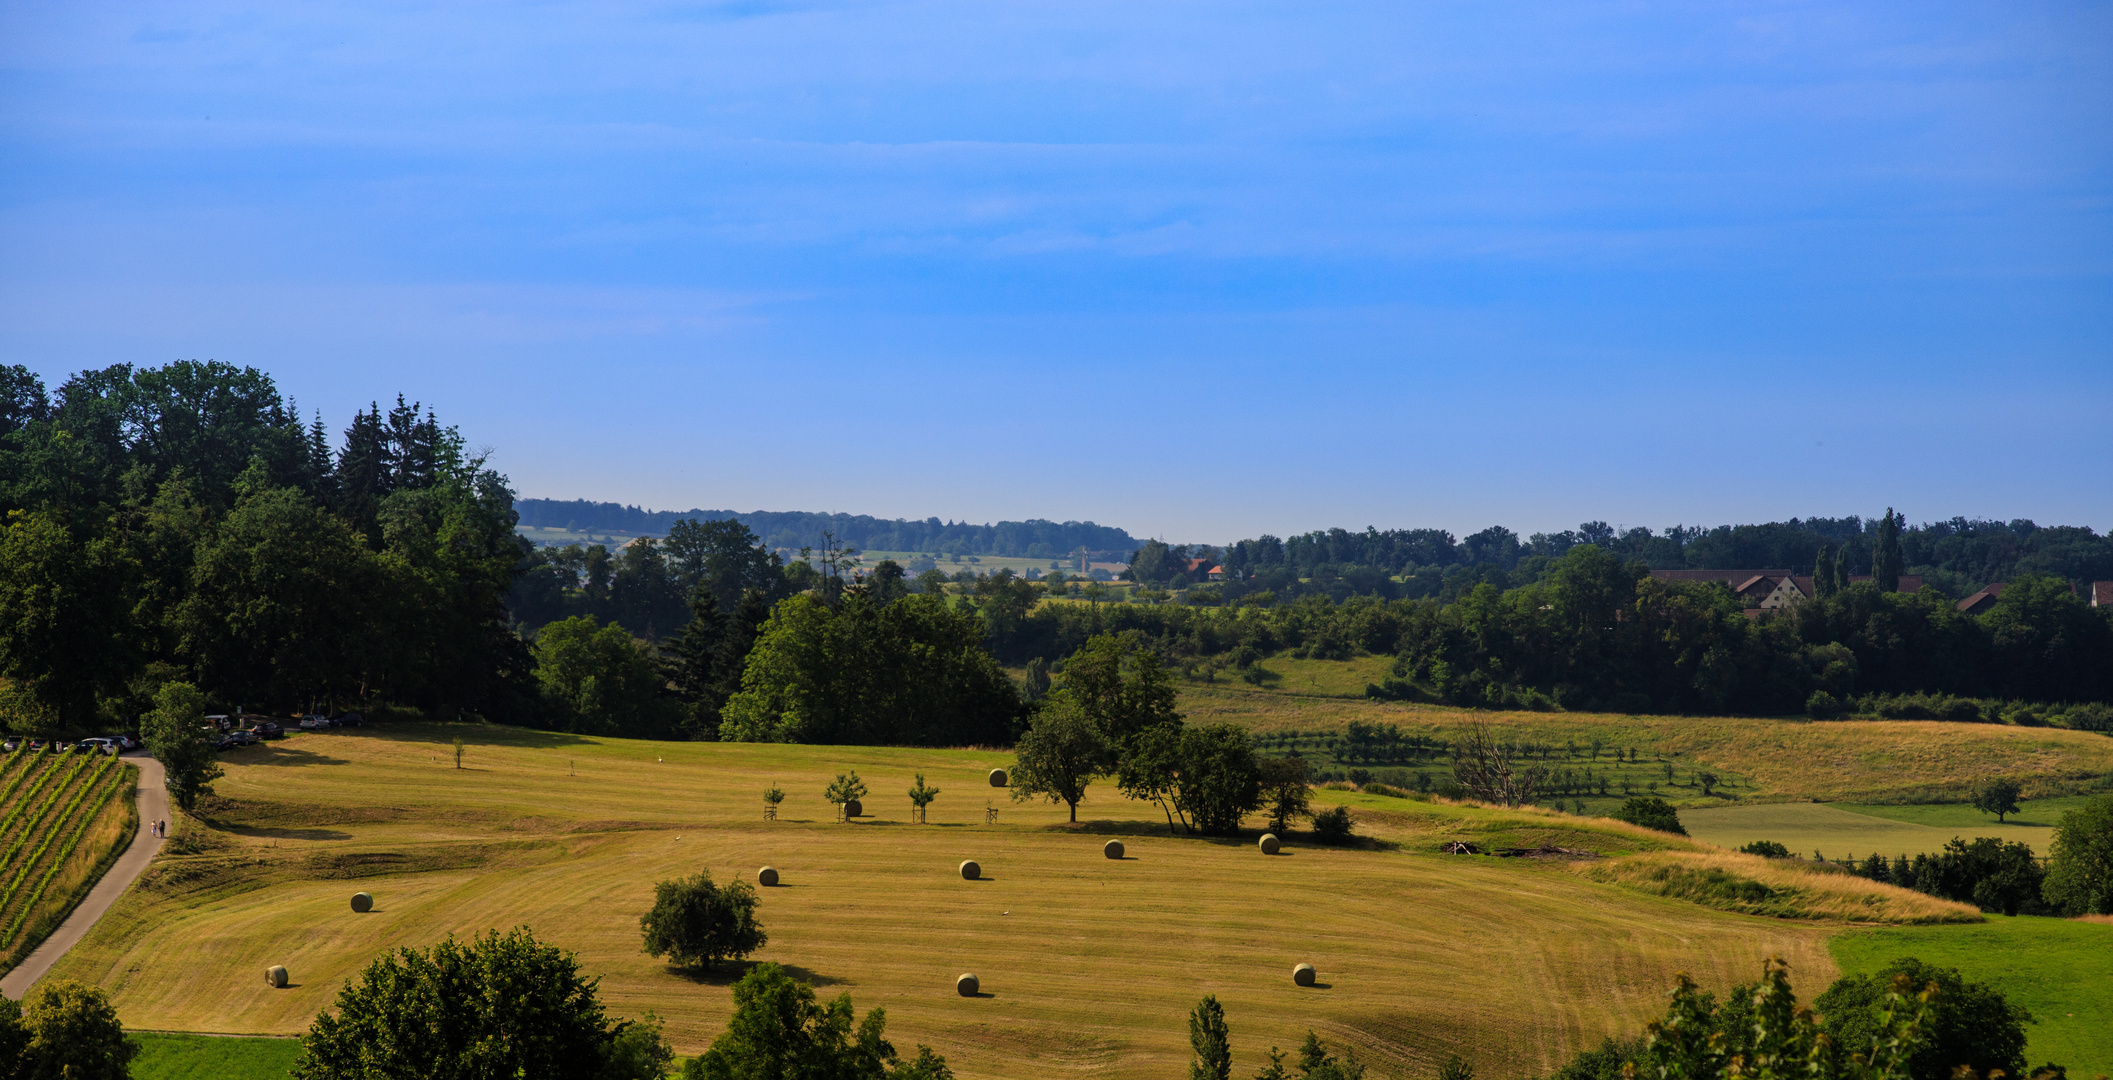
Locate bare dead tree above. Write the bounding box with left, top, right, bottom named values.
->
left=1451, top=719, right=1551, bottom=808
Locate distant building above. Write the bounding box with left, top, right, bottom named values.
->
left=1649, top=570, right=1922, bottom=617
left=2095, top=581, right=2113, bottom=608
left=1956, top=584, right=2006, bottom=616
left=1183, top=557, right=1225, bottom=581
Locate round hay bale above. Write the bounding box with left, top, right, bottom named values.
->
left=350, top=892, right=373, bottom=913
left=757, top=866, right=779, bottom=887
left=956, top=973, right=980, bottom=996
left=1259, top=833, right=1281, bottom=855
left=1293, top=963, right=1316, bottom=987
left=1103, top=839, right=1124, bottom=859
left=266, top=965, right=288, bottom=989
left=959, top=859, right=981, bottom=880
left=844, top=799, right=862, bottom=818
left=988, top=768, right=1008, bottom=787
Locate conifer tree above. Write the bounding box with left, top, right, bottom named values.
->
left=1813, top=542, right=1836, bottom=597
left=1871, top=508, right=1903, bottom=592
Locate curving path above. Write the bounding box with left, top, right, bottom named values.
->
left=1, top=752, right=167, bottom=999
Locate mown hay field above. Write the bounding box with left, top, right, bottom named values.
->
left=46, top=724, right=1871, bottom=1079
left=0, top=748, right=137, bottom=974
left=1180, top=684, right=2113, bottom=804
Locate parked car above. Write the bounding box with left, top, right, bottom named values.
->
left=117, top=734, right=142, bottom=751
left=27, top=739, right=45, bottom=751
left=252, top=722, right=282, bottom=740
left=298, top=716, right=325, bottom=731
left=77, top=737, right=117, bottom=755
left=214, top=733, right=243, bottom=752
left=337, top=712, right=364, bottom=728
left=2, top=737, right=18, bottom=752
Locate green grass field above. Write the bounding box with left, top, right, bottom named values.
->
left=1681, top=802, right=2062, bottom=860
left=1836, top=794, right=2099, bottom=831
left=45, top=723, right=1889, bottom=1079
left=1829, top=917, right=2113, bottom=1073
left=131, top=1032, right=304, bottom=1080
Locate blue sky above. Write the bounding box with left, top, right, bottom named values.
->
left=2, top=1, right=2108, bottom=542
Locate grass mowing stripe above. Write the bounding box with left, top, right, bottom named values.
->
left=0, top=757, right=113, bottom=925
left=0, top=755, right=91, bottom=869
left=1, top=770, right=129, bottom=946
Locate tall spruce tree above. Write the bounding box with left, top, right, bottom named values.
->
left=665, top=588, right=730, bottom=740
left=1872, top=507, right=1903, bottom=592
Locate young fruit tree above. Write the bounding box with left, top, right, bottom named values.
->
left=638, top=871, right=767, bottom=971
left=907, top=773, right=940, bottom=823
left=824, top=772, right=867, bottom=823
left=1009, top=695, right=1108, bottom=823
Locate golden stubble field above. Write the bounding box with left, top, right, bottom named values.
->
left=43, top=724, right=1871, bottom=1078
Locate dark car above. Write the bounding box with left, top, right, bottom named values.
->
left=253, top=722, right=282, bottom=740
left=214, top=733, right=244, bottom=752
left=117, top=734, right=142, bottom=751
left=337, top=712, right=364, bottom=728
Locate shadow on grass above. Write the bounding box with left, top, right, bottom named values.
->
left=224, top=825, right=354, bottom=842
left=671, top=960, right=844, bottom=988
left=1039, top=819, right=1399, bottom=853
left=229, top=745, right=349, bottom=768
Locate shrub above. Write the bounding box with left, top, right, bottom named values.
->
left=1805, top=690, right=1847, bottom=720
left=2042, top=792, right=2113, bottom=915
left=602, top=1011, right=676, bottom=1080
left=639, top=871, right=766, bottom=971
left=1612, top=797, right=1686, bottom=836
left=1310, top=805, right=1354, bottom=845
left=2051, top=701, right=2113, bottom=732
left=1814, top=958, right=2029, bottom=1080
left=0, top=979, right=136, bottom=1080
left=1739, top=840, right=1791, bottom=858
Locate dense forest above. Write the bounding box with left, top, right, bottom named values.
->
left=0, top=361, right=529, bottom=730
left=6, top=360, right=2108, bottom=746
left=516, top=498, right=1136, bottom=558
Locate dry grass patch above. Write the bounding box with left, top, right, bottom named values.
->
left=1578, top=850, right=1980, bottom=925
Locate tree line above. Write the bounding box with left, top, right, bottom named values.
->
left=517, top=498, right=1136, bottom=559
left=1179, top=515, right=2113, bottom=604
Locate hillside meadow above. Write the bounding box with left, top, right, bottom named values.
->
left=1178, top=677, right=2113, bottom=806
left=45, top=723, right=1906, bottom=1080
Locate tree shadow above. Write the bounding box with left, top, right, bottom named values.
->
left=224, top=825, right=354, bottom=841
left=239, top=745, right=349, bottom=768
left=670, top=960, right=844, bottom=987
left=1037, top=819, right=1184, bottom=838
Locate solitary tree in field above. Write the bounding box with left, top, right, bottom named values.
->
left=1010, top=695, right=1107, bottom=823
left=1971, top=777, right=2023, bottom=823
left=452, top=736, right=465, bottom=769
left=639, top=871, right=766, bottom=971
left=907, top=773, right=939, bottom=823
left=1697, top=771, right=1718, bottom=797
left=762, top=783, right=785, bottom=820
